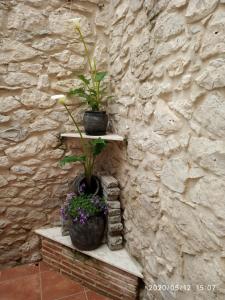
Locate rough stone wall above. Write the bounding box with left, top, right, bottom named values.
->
left=101, top=0, right=225, bottom=299
left=0, top=0, right=107, bottom=268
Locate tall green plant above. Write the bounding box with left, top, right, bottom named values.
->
left=58, top=97, right=107, bottom=187
left=67, top=19, right=110, bottom=111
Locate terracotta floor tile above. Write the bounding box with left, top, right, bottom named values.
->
left=86, top=290, right=109, bottom=300
left=55, top=292, right=87, bottom=300
left=39, top=261, right=56, bottom=273
left=0, top=263, right=39, bottom=282
left=41, top=270, right=84, bottom=300
left=0, top=273, right=41, bottom=300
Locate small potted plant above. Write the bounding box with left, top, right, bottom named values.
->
left=61, top=193, right=107, bottom=251
left=67, top=18, right=110, bottom=135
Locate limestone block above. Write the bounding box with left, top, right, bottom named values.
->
left=154, top=12, right=185, bottom=42
left=151, top=36, right=187, bottom=62
left=5, top=137, right=44, bottom=160
left=0, top=156, right=10, bottom=168
left=66, top=55, right=85, bottom=70
left=26, top=211, right=47, bottom=223
left=103, top=187, right=120, bottom=197
left=51, top=50, right=71, bottom=63
left=7, top=3, right=47, bottom=32
left=3, top=72, right=37, bottom=87
left=49, top=10, right=92, bottom=38
left=193, top=92, right=225, bottom=138
left=196, top=58, right=225, bottom=90
left=168, top=0, right=187, bottom=9
left=32, top=37, right=66, bottom=52
left=185, top=0, right=219, bottom=23
left=51, top=78, right=81, bottom=93
left=169, top=93, right=193, bottom=120
left=0, top=115, right=10, bottom=123
left=112, top=2, right=129, bottom=25
left=0, top=219, right=11, bottom=229
left=101, top=175, right=118, bottom=189
left=108, top=208, right=121, bottom=217
left=21, top=89, right=56, bottom=108
left=153, top=100, right=182, bottom=135
left=108, top=223, right=123, bottom=235
left=12, top=110, right=36, bottom=123
left=107, top=235, right=123, bottom=250
left=0, top=176, right=8, bottom=188
left=0, top=96, right=21, bottom=113
left=139, top=82, right=155, bottom=101
left=108, top=215, right=121, bottom=224
left=0, top=39, right=39, bottom=64
left=107, top=201, right=121, bottom=209
left=189, top=137, right=225, bottom=176
left=6, top=207, right=27, bottom=221
left=29, top=117, right=59, bottom=132
left=11, top=165, right=34, bottom=175
left=167, top=56, right=190, bottom=77
left=0, top=128, right=28, bottom=142
left=161, top=157, right=189, bottom=193
left=188, top=175, right=225, bottom=221
left=21, top=63, right=42, bottom=74
left=130, top=0, right=144, bottom=12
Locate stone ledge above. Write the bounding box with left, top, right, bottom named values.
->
left=35, top=226, right=143, bottom=278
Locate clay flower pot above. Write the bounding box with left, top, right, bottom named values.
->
left=83, top=111, right=108, bottom=135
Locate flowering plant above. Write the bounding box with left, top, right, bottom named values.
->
left=52, top=95, right=107, bottom=187
left=67, top=18, right=111, bottom=111
left=61, top=192, right=107, bottom=225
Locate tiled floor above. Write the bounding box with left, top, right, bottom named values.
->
left=0, top=262, right=111, bottom=300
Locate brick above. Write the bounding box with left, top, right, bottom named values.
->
left=108, top=223, right=123, bottom=235
left=100, top=175, right=118, bottom=188
left=107, top=201, right=121, bottom=209
left=108, top=208, right=121, bottom=216
left=41, top=237, right=140, bottom=299
left=108, top=215, right=121, bottom=224
left=107, top=235, right=123, bottom=251
left=103, top=187, right=120, bottom=196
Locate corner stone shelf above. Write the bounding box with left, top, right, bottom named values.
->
left=60, top=132, right=124, bottom=141
left=35, top=227, right=143, bottom=299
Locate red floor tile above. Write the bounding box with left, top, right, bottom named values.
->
left=39, top=261, right=55, bottom=273
left=41, top=270, right=84, bottom=300
left=86, top=290, right=110, bottom=300
left=0, top=273, right=41, bottom=300
left=55, top=292, right=87, bottom=300
left=0, top=263, right=39, bottom=282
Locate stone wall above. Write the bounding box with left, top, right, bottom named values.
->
left=101, top=0, right=225, bottom=299
left=1, top=0, right=225, bottom=299
left=0, top=0, right=107, bottom=267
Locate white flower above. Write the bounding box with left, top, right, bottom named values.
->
left=51, top=95, right=66, bottom=105
left=51, top=94, right=65, bottom=100
left=67, top=17, right=81, bottom=28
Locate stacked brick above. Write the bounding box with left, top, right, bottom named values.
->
left=41, top=237, right=140, bottom=300
left=101, top=175, right=123, bottom=251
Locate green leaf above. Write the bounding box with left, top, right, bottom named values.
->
left=60, top=155, right=86, bottom=166
left=77, top=75, right=90, bottom=85
left=95, top=71, right=107, bottom=82
left=90, top=138, right=107, bottom=156
left=68, top=88, right=86, bottom=97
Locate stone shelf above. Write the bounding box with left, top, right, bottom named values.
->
left=35, top=227, right=143, bottom=278
left=60, top=132, right=124, bottom=141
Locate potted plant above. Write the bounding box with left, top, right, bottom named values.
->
left=67, top=18, right=110, bottom=135
left=53, top=95, right=108, bottom=250
left=54, top=95, right=107, bottom=195
left=61, top=193, right=107, bottom=251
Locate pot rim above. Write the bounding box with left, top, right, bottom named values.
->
left=84, top=110, right=107, bottom=114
